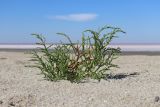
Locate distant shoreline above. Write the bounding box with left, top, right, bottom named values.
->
left=0, top=49, right=160, bottom=56
left=1, top=44, right=160, bottom=52
left=1, top=44, right=160, bottom=56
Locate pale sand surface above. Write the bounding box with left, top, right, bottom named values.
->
left=0, top=52, right=160, bottom=107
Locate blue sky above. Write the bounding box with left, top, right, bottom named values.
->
left=0, top=0, right=160, bottom=43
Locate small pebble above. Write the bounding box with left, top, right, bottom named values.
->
left=0, top=100, right=3, bottom=104
left=9, top=102, right=15, bottom=106
left=0, top=57, right=7, bottom=60
left=154, top=96, right=160, bottom=102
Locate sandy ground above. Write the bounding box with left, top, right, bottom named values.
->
left=0, top=51, right=160, bottom=107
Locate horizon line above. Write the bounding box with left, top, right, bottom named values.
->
left=1, top=43, right=160, bottom=45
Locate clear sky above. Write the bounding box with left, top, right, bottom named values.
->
left=0, top=0, right=160, bottom=43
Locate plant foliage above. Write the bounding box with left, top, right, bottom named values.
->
left=29, top=25, right=125, bottom=82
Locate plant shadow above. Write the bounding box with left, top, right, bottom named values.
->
left=105, top=72, right=139, bottom=80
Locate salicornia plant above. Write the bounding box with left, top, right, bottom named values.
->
left=29, top=25, right=125, bottom=82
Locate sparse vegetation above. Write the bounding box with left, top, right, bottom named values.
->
left=29, top=25, right=125, bottom=82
